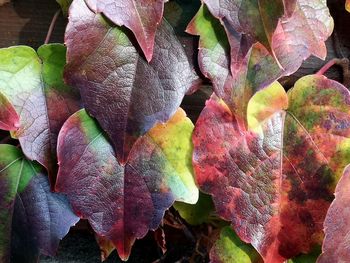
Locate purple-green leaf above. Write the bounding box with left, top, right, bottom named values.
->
left=56, top=108, right=198, bottom=260
left=64, top=0, right=200, bottom=164
left=0, top=144, right=79, bottom=263
left=0, top=44, right=81, bottom=185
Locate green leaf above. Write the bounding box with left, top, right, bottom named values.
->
left=56, top=0, right=72, bottom=15
left=210, top=226, right=263, bottom=263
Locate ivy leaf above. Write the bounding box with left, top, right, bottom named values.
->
left=56, top=108, right=198, bottom=260
left=187, top=4, right=284, bottom=124
left=193, top=75, right=350, bottom=262
left=0, top=145, right=79, bottom=263
left=0, top=44, right=81, bottom=185
left=190, top=1, right=333, bottom=85
left=65, top=0, right=200, bottom=164
left=210, top=226, right=263, bottom=263
left=56, top=0, right=72, bottom=15
left=0, top=92, right=19, bottom=131
left=317, top=165, right=350, bottom=262
left=85, top=0, right=167, bottom=62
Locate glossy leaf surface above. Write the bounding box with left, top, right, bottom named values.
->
left=317, top=165, right=350, bottom=263
left=65, top=0, right=200, bottom=164
left=193, top=75, right=350, bottom=262
left=0, top=44, right=80, bottom=184
left=56, top=108, right=198, bottom=260
left=85, top=0, right=167, bottom=62
left=0, top=145, right=79, bottom=263
left=210, top=226, right=262, bottom=263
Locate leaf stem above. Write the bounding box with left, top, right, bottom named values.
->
left=316, top=58, right=350, bottom=87
left=45, top=9, right=61, bottom=45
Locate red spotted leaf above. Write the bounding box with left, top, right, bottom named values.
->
left=0, top=145, right=79, bottom=262
left=0, top=44, right=80, bottom=185
left=0, top=92, right=19, bottom=131
left=193, top=75, right=350, bottom=262
left=65, top=0, right=200, bottom=164
left=317, top=165, right=350, bottom=263
left=85, top=0, right=167, bottom=62
left=56, top=108, right=198, bottom=260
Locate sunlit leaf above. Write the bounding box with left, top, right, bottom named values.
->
left=0, top=145, right=79, bottom=262
left=193, top=75, right=350, bottom=262
left=0, top=44, right=80, bottom=185
left=56, top=108, right=198, bottom=260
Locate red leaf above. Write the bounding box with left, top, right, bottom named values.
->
left=193, top=76, right=350, bottom=262
left=85, top=0, right=167, bottom=62
left=0, top=92, right=19, bottom=131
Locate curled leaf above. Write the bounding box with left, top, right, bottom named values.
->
left=193, top=75, right=350, bottom=262
left=0, top=145, right=79, bottom=262
left=56, top=108, right=198, bottom=260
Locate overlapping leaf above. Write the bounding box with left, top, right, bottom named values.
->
left=203, top=0, right=333, bottom=72
left=85, top=0, right=167, bottom=62
left=210, top=226, right=262, bottom=263
left=56, top=0, right=72, bottom=15
left=193, top=75, right=350, bottom=262
left=0, top=44, right=80, bottom=185
left=56, top=108, right=198, bottom=260
left=0, top=145, right=79, bottom=263
left=0, top=92, right=19, bottom=131
left=186, top=5, right=285, bottom=124
left=65, top=0, right=200, bottom=164
left=317, top=165, right=350, bottom=262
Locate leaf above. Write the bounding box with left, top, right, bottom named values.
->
left=0, top=91, right=19, bottom=131
left=56, top=0, right=72, bottom=15
left=287, top=246, right=321, bottom=263
left=0, top=44, right=81, bottom=185
left=347, top=0, right=350, bottom=12
left=55, top=108, right=198, bottom=260
left=186, top=5, right=285, bottom=124
left=317, top=165, right=350, bottom=262
left=174, top=191, right=215, bottom=225
left=95, top=234, right=115, bottom=261
left=85, top=0, right=167, bottom=62
left=0, top=144, right=79, bottom=263
left=210, top=226, right=263, bottom=263
left=193, top=75, right=350, bottom=262
left=65, top=0, right=200, bottom=164
left=190, top=1, right=333, bottom=87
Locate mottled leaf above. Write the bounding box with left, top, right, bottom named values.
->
left=56, top=108, right=198, bottom=260
left=193, top=75, right=350, bottom=262
left=0, top=92, right=19, bottom=131
left=56, top=0, right=72, bottom=15
left=65, top=0, right=200, bottom=164
left=85, top=0, right=167, bottom=62
left=0, top=145, right=79, bottom=263
left=0, top=44, right=80, bottom=185
left=191, top=1, right=333, bottom=87
left=317, top=165, right=350, bottom=263
left=210, top=226, right=262, bottom=263
left=174, top=191, right=215, bottom=226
